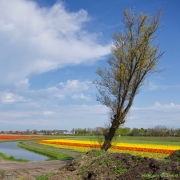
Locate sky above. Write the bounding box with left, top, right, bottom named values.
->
left=0, top=0, right=179, bottom=131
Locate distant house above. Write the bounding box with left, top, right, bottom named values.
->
left=63, top=131, right=73, bottom=135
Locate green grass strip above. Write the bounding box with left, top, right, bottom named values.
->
left=0, top=169, right=5, bottom=179
left=35, top=172, right=53, bottom=180
left=0, top=152, right=28, bottom=162
left=17, top=142, right=73, bottom=160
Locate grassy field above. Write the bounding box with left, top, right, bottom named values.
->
left=67, top=135, right=180, bottom=145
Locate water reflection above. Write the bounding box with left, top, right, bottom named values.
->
left=0, top=141, right=48, bottom=161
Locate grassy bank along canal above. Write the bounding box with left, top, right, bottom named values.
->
left=18, top=141, right=83, bottom=159
left=0, top=140, right=82, bottom=162
left=17, top=141, right=74, bottom=160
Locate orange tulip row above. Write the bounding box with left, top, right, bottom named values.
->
left=0, top=135, right=47, bottom=140
left=112, top=145, right=174, bottom=154
left=39, top=140, right=101, bottom=148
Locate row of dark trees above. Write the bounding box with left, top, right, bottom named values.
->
left=72, top=125, right=180, bottom=137
left=130, top=126, right=180, bottom=137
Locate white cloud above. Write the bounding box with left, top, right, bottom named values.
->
left=126, top=102, right=180, bottom=129
left=132, top=101, right=180, bottom=111
left=154, top=76, right=163, bottom=80
left=71, top=93, right=91, bottom=101
left=58, top=80, right=90, bottom=94
left=16, top=78, right=30, bottom=89
left=1, top=92, right=24, bottom=104
left=0, top=80, right=92, bottom=104
left=0, top=104, right=109, bottom=130
left=52, top=80, right=92, bottom=100
left=0, top=93, right=180, bottom=130
left=149, top=83, right=180, bottom=91
left=0, top=0, right=110, bottom=85
left=43, top=111, right=54, bottom=115
left=0, top=111, right=30, bottom=118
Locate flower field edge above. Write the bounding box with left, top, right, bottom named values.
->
left=38, top=139, right=180, bottom=158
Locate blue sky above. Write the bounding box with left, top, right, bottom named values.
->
left=0, top=0, right=179, bottom=131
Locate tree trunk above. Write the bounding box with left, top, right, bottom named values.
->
left=101, top=125, right=118, bottom=151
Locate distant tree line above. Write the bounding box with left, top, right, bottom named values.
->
left=130, top=125, right=180, bottom=137
left=73, top=125, right=180, bottom=137
left=2, top=125, right=180, bottom=137
left=0, top=129, right=73, bottom=135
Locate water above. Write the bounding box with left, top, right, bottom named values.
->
left=0, top=141, right=48, bottom=161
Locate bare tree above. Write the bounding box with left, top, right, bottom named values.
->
left=94, top=9, right=164, bottom=151
left=154, top=125, right=167, bottom=136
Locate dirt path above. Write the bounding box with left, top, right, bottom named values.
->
left=0, top=159, right=71, bottom=179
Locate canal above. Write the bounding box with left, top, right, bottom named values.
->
left=0, top=141, right=48, bottom=161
